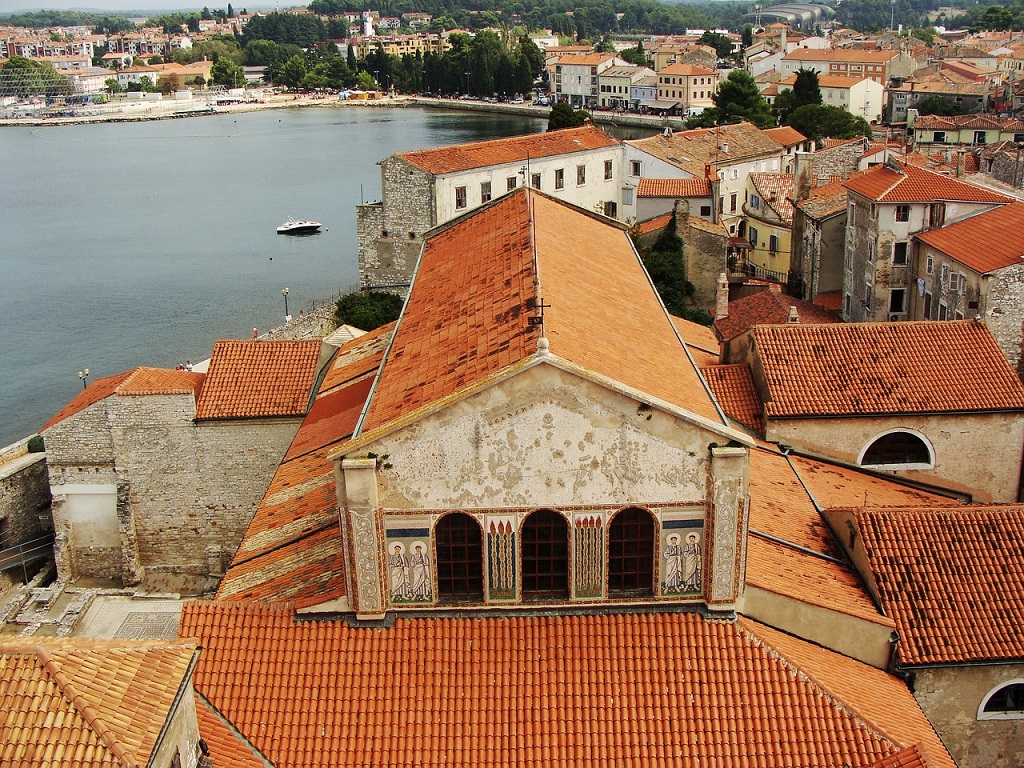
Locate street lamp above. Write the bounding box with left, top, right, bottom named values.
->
left=77, top=368, right=90, bottom=390
left=374, top=70, right=380, bottom=89
left=465, top=71, right=470, bottom=96
left=282, top=287, right=290, bottom=319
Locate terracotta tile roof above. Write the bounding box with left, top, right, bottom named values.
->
left=635, top=177, right=712, bottom=198
left=843, top=160, right=1013, bottom=204
left=318, top=321, right=393, bottom=396
left=627, top=122, right=784, bottom=176
left=396, top=125, right=620, bottom=175
left=787, top=453, right=959, bottom=510
left=0, top=637, right=197, bottom=768
left=181, top=601, right=951, bottom=768
left=783, top=48, right=900, bottom=62
left=701, top=364, right=763, bottom=432
left=857, top=505, right=1024, bottom=665
left=685, top=215, right=729, bottom=237
left=670, top=315, right=718, bottom=351
left=659, top=62, right=716, bottom=76
left=634, top=211, right=672, bottom=235
left=195, top=694, right=268, bottom=768
left=753, top=320, right=1024, bottom=417
left=873, top=745, right=929, bottom=768
left=750, top=172, right=796, bottom=223
left=742, top=619, right=956, bottom=768
left=41, top=367, right=204, bottom=431
left=914, top=113, right=1024, bottom=132
left=793, top=177, right=851, bottom=219
left=714, top=289, right=841, bottom=342
left=358, top=189, right=723, bottom=435
left=762, top=125, right=807, bottom=146
left=914, top=201, right=1024, bottom=274
left=195, top=339, right=322, bottom=420
left=554, top=52, right=620, bottom=66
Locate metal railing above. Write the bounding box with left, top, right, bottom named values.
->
left=0, top=532, right=55, bottom=581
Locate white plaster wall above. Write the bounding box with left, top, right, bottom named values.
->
left=432, top=146, right=624, bottom=223
left=361, top=364, right=720, bottom=510
left=61, top=485, right=118, bottom=548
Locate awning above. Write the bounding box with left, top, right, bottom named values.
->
left=639, top=99, right=681, bottom=109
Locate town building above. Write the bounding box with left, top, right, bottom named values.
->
left=596, top=64, right=654, bottom=109
left=912, top=201, right=1024, bottom=373
left=357, top=125, right=624, bottom=290
left=551, top=52, right=628, bottom=108
left=779, top=73, right=885, bottom=122
left=841, top=158, right=1011, bottom=324
left=887, top=72, right=991, bottom=124
left=654, top=62, right=718, bottom=115
left=910, top=113, right=1024, bottom=150
left=781, top=47, right=914, bottom=84
left=741, top=172, right=795, bottom=283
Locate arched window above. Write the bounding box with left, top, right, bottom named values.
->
left=435, top=513, right=483, bottom=603
left=979, top=681, right=1024, bottom=720
left=521, top=509, right=569, bottom=601
left=607, top=508, right=655, bottom=597
left=861, top=431, right=931, bottom=467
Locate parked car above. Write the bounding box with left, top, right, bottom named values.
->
left=533, top=97, right=549, bottom=106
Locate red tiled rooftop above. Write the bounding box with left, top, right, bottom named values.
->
left=783, top=48, right=900, bottom=62
left=359, top=189, right=723, bottom=436
left=634, top=211, right=672, bottom=235
left=627, top=122, right=785, bottom=176
left=762, top=125, right=807, bottom=146
left=0, top=638, right=197, bottom=768
left=195, top=339, right=322, bottom=420
left=749, top=172, right=796, bottom=223
left=701, top=364, right=763, bottom=433
left=41, top=368, right=204, bottom=431
left=858, top=505, right=1024, bottom=665
left=318, top=321, right=394, bottom=396
left=659, top=62, right=717, bottom=76
left=714, top=289, right=841, bottom=342
left=181, top=602, right=953, bottom=768
left=843, top=160, right=1013, bottom=204
left=195, top=694, right=268, bottom=768
left=635, top=177, right=712, bottom=198
left=397, top=125, right=620, bottom=175
left=915, top=201, right=1024, bottom=274
left=753, top=320, right=1024, bottom=417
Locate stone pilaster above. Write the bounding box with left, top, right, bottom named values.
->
left=337, top=457, right=385, bottom=620
left=116, top=478, right=143, bottom=586
left=707, top=446, right=750, bottom=608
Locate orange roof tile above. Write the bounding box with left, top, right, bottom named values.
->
left=659, top=62, right=717, bottom=76
left=181, top=602, right=952, bottom=768
left=714, top=289, right=841, bottom=342
left=913, top=114, right=1024, bottom=132
left=195, top=339, right=322, bottom=420
left=635, top=177, right=712, bottom=198
left=634, top=211, right=672, bottom=235
left=873, top=745, right=929, bottom=768
left=319, top=321, right=394, bottom=396
left=701, top=364, right=763, bottom=433
left=553, top=52, right=621, bottom=66
left=359, top=189, right=723, bottom=436
left=670, top=315, right=718, bottom=351
left=783, top=48, right=900, bottom=62
left=781, top=73, right=868, bottom=88
left=750, top=172, right=796, bottom=223
left=743, top=619, right=956, bottom=768
left=195, top=695, right=268, bottom=768
left=397, top=125, right=620, bottom=175
left=628, top=122, right=785, bottom=176
left=858, top=505, right=1024, bottom=665
left=41, top=367, right=205, bottom=431
left=794, top=177, right=852, bottom=219
left=0, top=638, right=197, bottom=768
left=753, top=320, right=1024, bottom=417
left=762, top=125, right=808, bottom=146
left=843, top=160, right=1013, bottom=204
left=915, top=201, right=1024, bottom=274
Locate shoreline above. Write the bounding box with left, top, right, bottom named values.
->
left=0, top=91, right=685, bottom=130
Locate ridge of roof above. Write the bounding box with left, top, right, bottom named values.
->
left=914, top=200, right=1024, bottom=274
left=843, top=159, right=1014, bottom=204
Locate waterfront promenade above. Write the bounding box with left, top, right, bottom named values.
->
left=0, top=90, right=686, bottom=131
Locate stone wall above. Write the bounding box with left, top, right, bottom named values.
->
left=0, top=438, right=50, bottom=549
left=358, top=156, right=435, bottom=290
left=44, top=392, right=301, bottom=593
left=985, top=263, right=1024, bottom=376
left=678, top=208, right=729, bottom=311
left=812, top=137, right=868, bottom=182
left=913, top=665, right=1024, bottom=768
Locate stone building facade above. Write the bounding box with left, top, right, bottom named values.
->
left=0, top=439, right=50, bottom=552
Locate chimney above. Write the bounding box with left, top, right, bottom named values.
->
left=781, top=26, right=788, bottom=51
left=721, top=142, right=729, bottom=154
left=793, top=151, right=813, bottom=201
left=716, top=273, right=729, bottom=319
left=956, top=147, right=966, bottom=178
left=787, top=306, right=799, bottom=324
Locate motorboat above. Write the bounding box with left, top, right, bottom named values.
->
left=277, top=217, right=321, bottom=235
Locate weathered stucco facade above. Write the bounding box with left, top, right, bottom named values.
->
left=335, top=361, right=751, bottom=620
left=911, top=665, right=1024, bottom=768
left=44, top=393, right=299, bottom=592
left=761, top=412, right=1024, bottom=503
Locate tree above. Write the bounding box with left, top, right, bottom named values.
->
left=210, top=57, right=244, bottom=88
left=335, top=291, right=404, bottom=331
left=698, top=30, right=732, bottom=59
left=694, top=70, right=774, bottom=129
left=0, top=56, right=72, bottom=97
left=347, top=42, right=357, bottom=71
left=639, top=209, right=701, bottom=321
left=775, top=68, right=821, bottom=123
left=548, top=102, right=590, bottom=130
left=104, top=78, right=120, bottom=94
left=278, top=54, right=307, bottom=88
left=157, top=73, right=181, bottom=94
left=786, top=104, right=872, bottom=142
left=914, top=95, right=963, bottom=116
left=742, top=25, right=753, bottom=47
